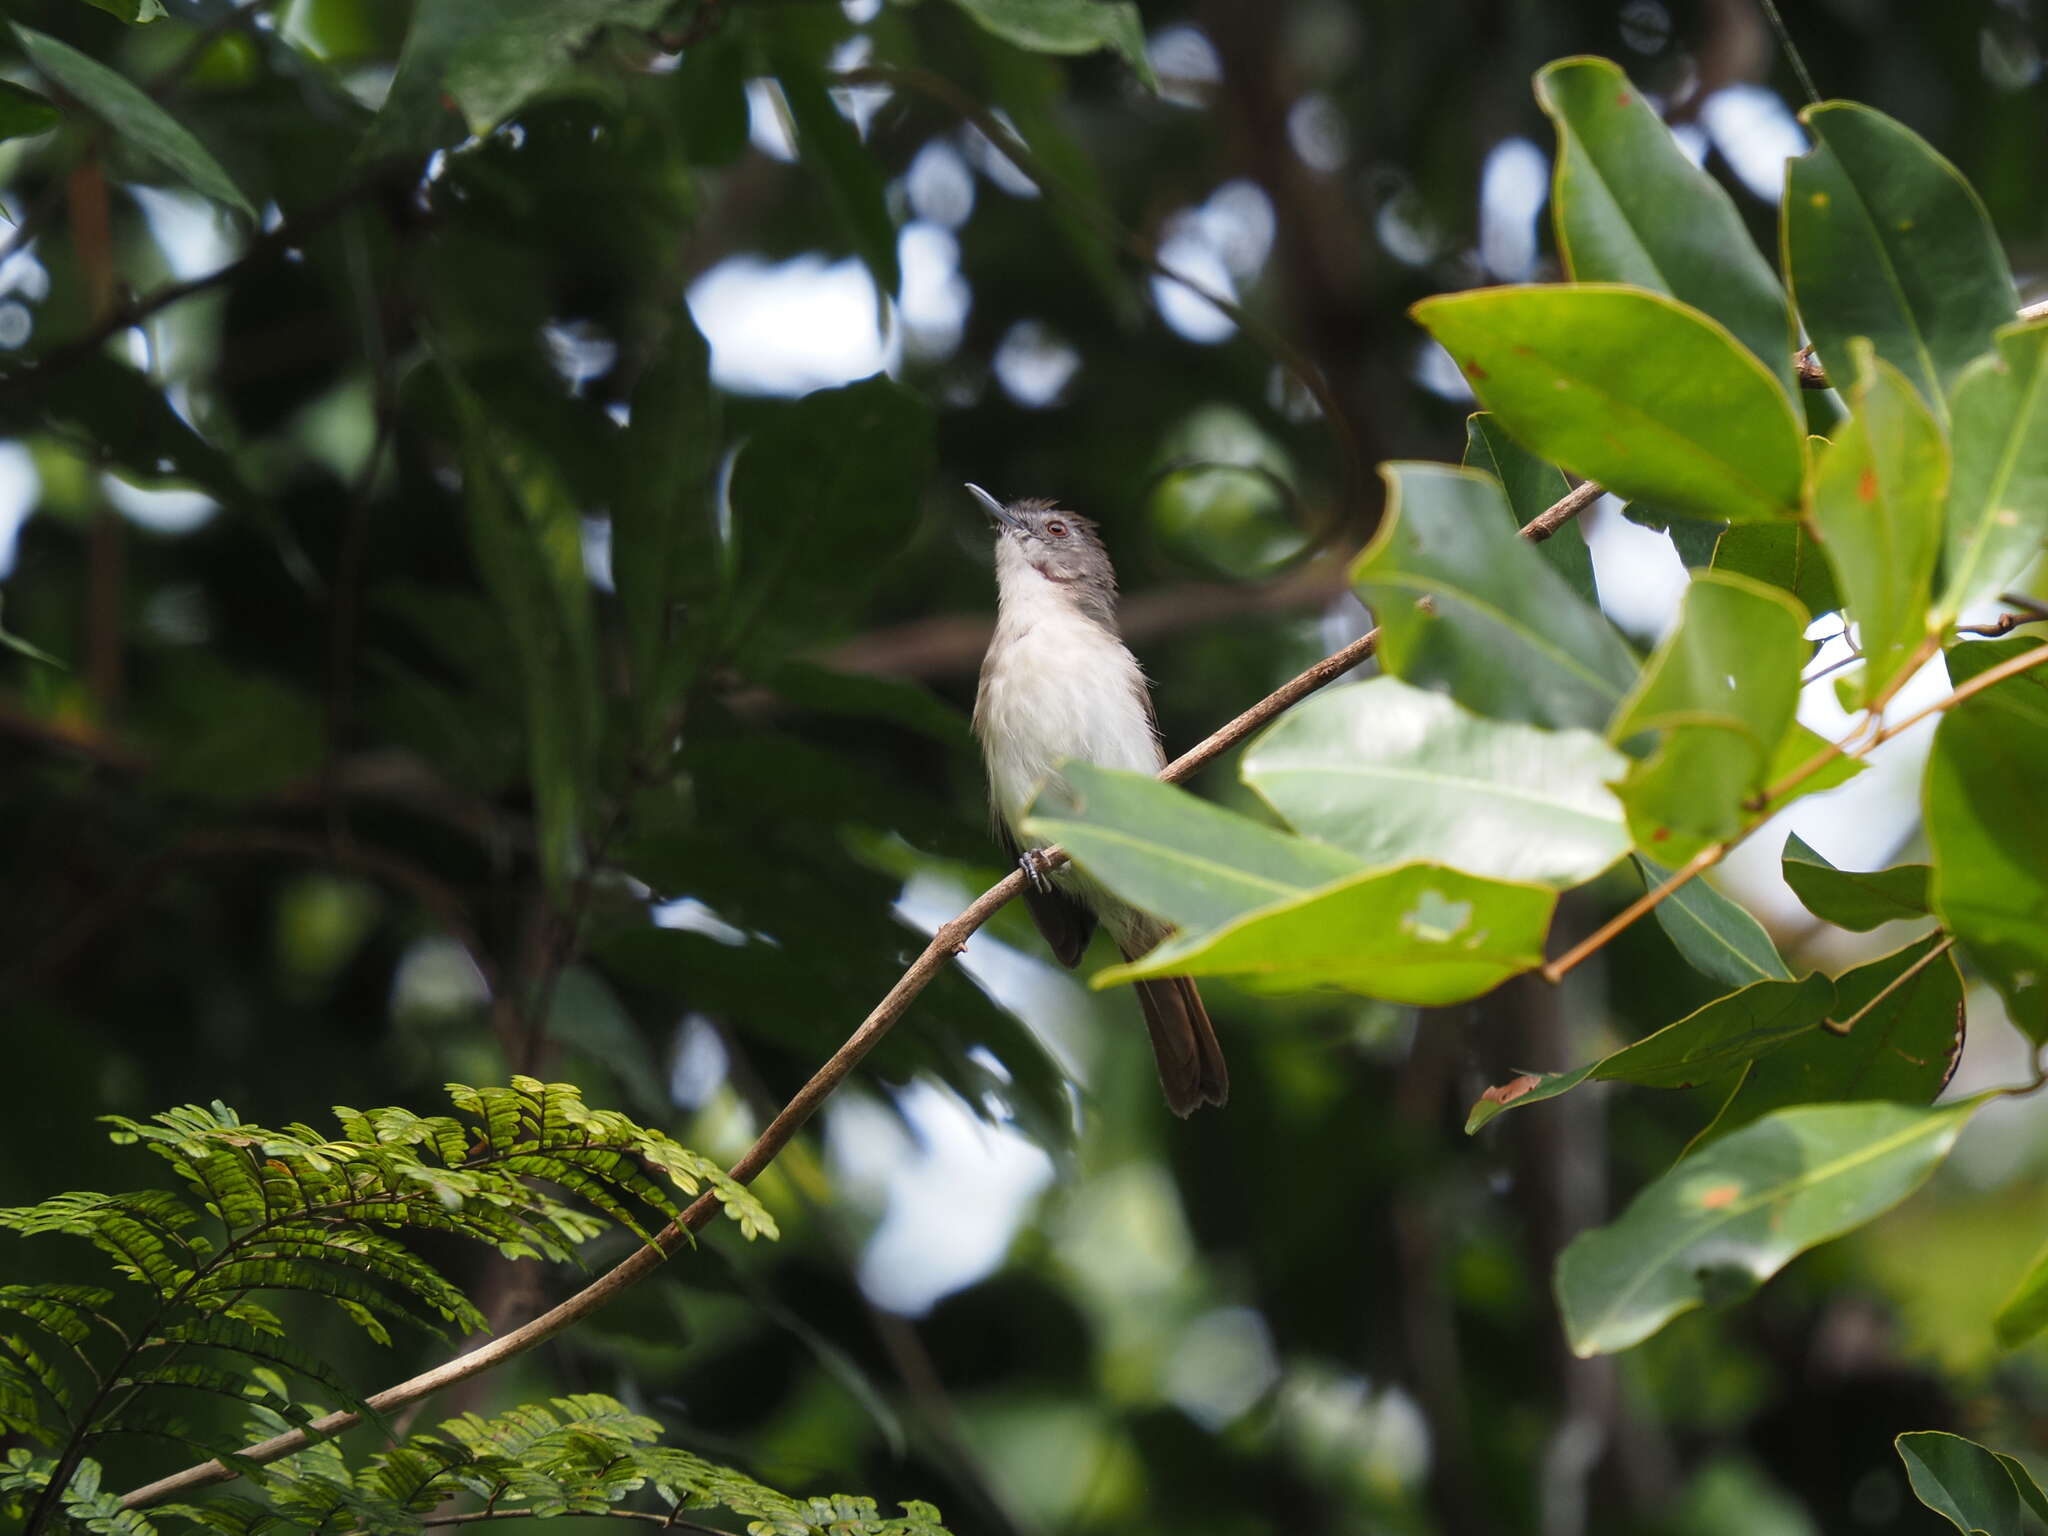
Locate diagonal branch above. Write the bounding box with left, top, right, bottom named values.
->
left=118, top=475, right=1605, bottom=1514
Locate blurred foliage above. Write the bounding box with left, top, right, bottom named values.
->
left=1, top=0, right=2045, bottom=1533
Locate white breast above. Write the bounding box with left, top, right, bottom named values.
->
left=975, top=562, right=1163, bottom=832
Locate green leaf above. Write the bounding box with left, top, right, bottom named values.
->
left=1937, top=317, right=2048, bottom=627
left=724, top=377, right=934, bottom=656
left=1557, top=1099, right=1974, bottom=1356
left=938, top=0, right=1157, bottom=89
left=1466, top=972, right=1834, bottom=1133
left=1700, top=933, right=1963, bottom=1144
left=1094, top=863, right=1556, bottom=1006
left=1609, top=570, right=1808, bottom=859
left=1462, top=412, right=1597, bottom=606
left=771, top=46, right=901, bottom=298
left=1926, top=638, right=2048, bottom=1043
left=1639, top=854, right=1792, bottom=988
left=1783, top=102, right=2018, bottom=417
left=1712, top=520, right=1840, bottom=617
left=1535, top=56, right=1795, bottom=401
left=1781, top=832, right=1931, bottom=931
left=1242, top=676, right=1630, bottom=887
left=1411, top=285, right=1806, bottom=524
left=0, top=82, right=60, bottom=144
left=369, top=0, right=673, bottom=151
left=449, top=381, right=601, bottom=899
left=612, top=308, right=719, bottom=748
left=1995, top=1233, right=2048, bottom=1349
left=1351, top=463, right=1639, bottom=732
left=1022, top=763, right=1367, bottom=934
left=1896, top=1431, right=2036, bottom=1536
left=11, top=25, right=252, bottom=216
left=1809, top=341, right=1948, bottom=707
left=78, top=0, right=168, bottom=20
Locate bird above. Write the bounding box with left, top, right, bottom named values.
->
left=967, top=483, right=1228, bottom=1116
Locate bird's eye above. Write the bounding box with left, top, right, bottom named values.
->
left=1045, top=520, right=1068, bottom=537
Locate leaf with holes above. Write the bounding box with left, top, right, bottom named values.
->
left=1095, top=863, right=1556, bottom=1006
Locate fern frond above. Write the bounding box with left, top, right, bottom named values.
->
left=0, top=1192, right=202, bottom=1297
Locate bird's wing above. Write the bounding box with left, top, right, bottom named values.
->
left=1000, top=824, right=1097, bottom=969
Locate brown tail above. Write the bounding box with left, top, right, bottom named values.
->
left=1127, top=968, right=1229, bottom=1117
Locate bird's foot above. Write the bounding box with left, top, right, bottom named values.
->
left=1018, top=849, right=1058, bottom=894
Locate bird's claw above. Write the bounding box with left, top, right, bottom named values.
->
left=1018, top=849, right=1057, bottom=895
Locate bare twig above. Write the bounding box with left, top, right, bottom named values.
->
left=118, top=473, right=1605, bottom=1514
left=1820, top=937, right=1956, bottom=1035
left=0, top=177, right=382, bottom=402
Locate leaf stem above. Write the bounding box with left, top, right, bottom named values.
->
left=1820, top=936, right=1956, bottom=1035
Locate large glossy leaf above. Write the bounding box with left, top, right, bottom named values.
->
left=1462, top=413, right=1597, bottom=605
left=772, top=46, right=901, bottom=298
left=1809, top=341, right=1948, bottom=708
left=612, top=309, right=719, bottom=749
left=1557, top=1100, right=1974, bottom=1356
left=1781, top=832, right=1931, bottom=931
left=1896, top=1432, right=2048, bottom=1535
left=12, top=24, right=252, bottom=216
left=1411, top=285, right=1806, bottom=524
left=1783, top=102, right=2018, bottom=417
left=1022, top=764, right=1366, bottom=933
left=1640, top=855, right=1792, bottom=989
left=1095, top=863, right=1556, bottom=1006
left=938, top=0, right=1157, bottom=88
left=1242, top=676, right=1630, bottom=887
left=1536, top=56, right=1794, bottom=401
left=1937, top=317, right=2048, bottom=627
left=1465, top=972, right=1835, bottom=1133
left=1609, top=571, right=1807, bottom=858
left=1698, top=933, right=1964, bottom=1144
left=1926, top=638, right=2048, bottom=1043
left=1712, top=520, right=1840, bottom=618
left=1351, top=463, right=1638, bottom=732
left=724, top=377, right=933, bottom=655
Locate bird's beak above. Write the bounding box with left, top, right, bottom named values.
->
left=965, top=483, right=1024, bottom=532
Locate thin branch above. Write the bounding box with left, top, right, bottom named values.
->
left=0, top=176, right=383, bottom=402
left=119, top=472, right=1605, bottom=1515
left=1542, top=641, right=2048, bottom=984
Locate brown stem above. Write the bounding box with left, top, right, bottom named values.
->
left=118, top=472, right=1603, bottom=1513
left=1543, top=640, right=2048, bottom=984
left=1821, top=937, right=1956, bottom=1035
